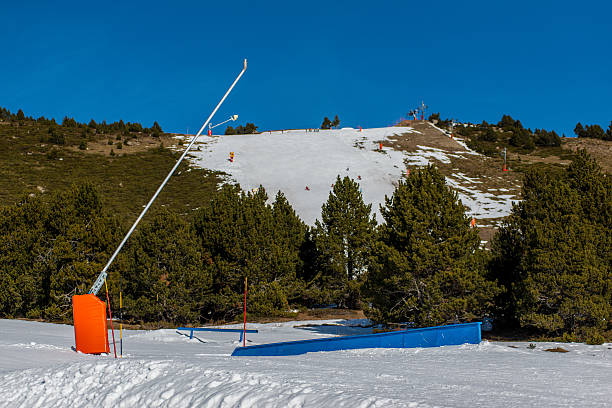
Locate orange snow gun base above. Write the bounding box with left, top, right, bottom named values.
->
left=73, top=294, right=109, bottom=354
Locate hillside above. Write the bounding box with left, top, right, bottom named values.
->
left=0, top=119, right=221, bottom=225
left=183, top=121, right=525, bottom=242
left=3, top=115, right=609, bottom=243
left=562, top=136, right=612, bottom=173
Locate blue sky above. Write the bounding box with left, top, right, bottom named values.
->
left=2, top=1, right=611, bottom=136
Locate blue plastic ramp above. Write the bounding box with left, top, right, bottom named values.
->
left=231, top=322, right=481, bottom=356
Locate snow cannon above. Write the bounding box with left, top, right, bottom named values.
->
left=70, top=58, right=249, bottom=358
left=72, top=294, right=110, bottom=354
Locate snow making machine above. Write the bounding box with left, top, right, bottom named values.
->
left=72, top=59, right=248, bottom=355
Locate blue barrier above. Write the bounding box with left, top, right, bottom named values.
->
left=177, top=327, right=259, bottom=342
left=231, top=322, right=481, bottom=356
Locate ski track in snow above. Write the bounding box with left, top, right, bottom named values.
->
left=1, top=319, right=611, bottom=407
left=176, top=126, right=518, bottom=225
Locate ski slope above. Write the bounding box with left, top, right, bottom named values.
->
left=1, top=319, right=610, bottom=407
left=178, top=126, right=518, bottom=225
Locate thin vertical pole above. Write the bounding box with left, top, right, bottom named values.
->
left=105, top=280, right=117, bottom=359
left=243, top=276, right=248, bottom=347
left=119, top=275, right=123, bottom=358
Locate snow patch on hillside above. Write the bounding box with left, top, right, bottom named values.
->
left=186, top=127, right=415, bottom=224
left=178, top=126, right=518, bottom=225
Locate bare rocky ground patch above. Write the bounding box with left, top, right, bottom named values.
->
left=562, top=137, right=612, bottom=173
left=386, top=121, right=523, bottom=244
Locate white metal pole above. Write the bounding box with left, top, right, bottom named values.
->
left=88, top=59, right=247, bottom=295
left=210, top=115, right=238, bottom=130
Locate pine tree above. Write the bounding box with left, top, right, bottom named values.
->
left=332, top=115, right=340, bottom=128
left=586, top=124, right=605, bottom=139
left=16, top=109, right=25, bottom=121
left=152, top=121, right=163, bottom=137
left=364, top=165, right=498, bottom=326
left=193, top=185, right=301, bottom=318
left=498, top=114, right=515, bottom=129
left=490, top=150, right=611, bottom=339
left=270, top=191, right=309, bottom=304
left=321, top=117, right=332, bottom=129
left=0, top=183, right=121, bottom=320
left=48, top=127, right=65, bottom=145
left=245, top=123, right=258, bottom=134
left=312, top=176, right=377, bottom=308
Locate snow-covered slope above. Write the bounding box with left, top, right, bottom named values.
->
left=178, top=124, right=519, bottom=226
left=1, top=319, right=610, bottom=407
left=183, top=127, right=416, bottom=225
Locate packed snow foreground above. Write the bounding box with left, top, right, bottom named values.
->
left=178, top=126, right=517, bottom=225
left=1, top=319, right=611, bottom=407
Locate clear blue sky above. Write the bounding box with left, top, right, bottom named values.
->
left=2, top=1, right=610, bottom=136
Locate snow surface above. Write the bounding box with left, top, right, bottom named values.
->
left=1, top=319, right=611, bottom=407
left=185, top=127, right=416, bottom=225
left=180, top=126, right=517, bottom=225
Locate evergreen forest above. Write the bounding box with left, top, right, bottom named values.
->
left=0, top=107, right=610, bottom=343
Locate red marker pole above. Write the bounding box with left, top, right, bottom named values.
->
left=243, top=276, right=248, bottom=347
left=104, top=280, right=117, bottom=358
